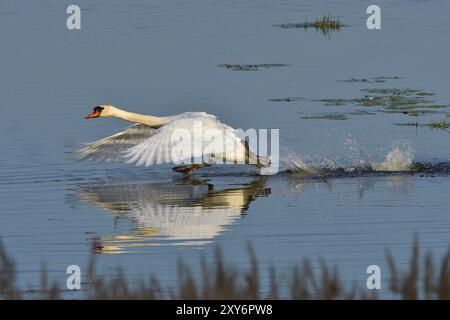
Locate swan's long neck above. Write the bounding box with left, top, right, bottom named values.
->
left=111, top=107, right=171, bottom=128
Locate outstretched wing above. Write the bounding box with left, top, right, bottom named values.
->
left=124, top=115, right=247, bottom=166
left=78, top=124, right=157, bottom=162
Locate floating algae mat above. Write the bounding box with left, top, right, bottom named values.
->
left=358, top=88, right=449, bottom=112
left=301, top=110, right=376, bottom=121
left=313, top=87, right=449, bottom=118
left=395, top=120, right=450, bottom=129
left=315, top=98, right=354, bottom=106
left=395, top=122, right=420, bottom=127
left=349, top=109, right=376, bottom=116
left=268, top=75, right=449, bottom=124
left=338, top=76, right=403, bottom=83
left=274, top=15, right=344, bottom=36
left=218, top=63, right=290, bottom=71
left=301, top=113, right=349, bottom=121
left=338, top=78, right=381, bottom=83
left=300, top=83, right=450, bottom=123
left=382, top=109, right=439, bottom=116
left=428, top=120, right=450, bottom=129
left=361, top=88, right=429, bottom=96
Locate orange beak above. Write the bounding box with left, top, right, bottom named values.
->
left=84, top=110, right=101, bottom=119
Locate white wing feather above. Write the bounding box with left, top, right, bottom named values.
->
left=78, top=124, right=156, bottom=162
left=125, top=113, right=248, bottom=166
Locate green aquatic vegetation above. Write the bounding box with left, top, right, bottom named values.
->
left=358, top=95, right=428, bottom=107
left=383, top=103, right=448, bottom=112
left=394, top=122, right=420, bottom=127
left=338, top=78, right=371, bottom=83
left=407, top=110, right=438, bottom=116
left=315, top=88, right=438, bottom=110
left=395, top=120, right=450, bottom=129
left=307, top=86, right=447, bottom=122
left=311, top=15, right=344, bottom=29
left=372, top=76, right=402, bottom=80
left=384, top=105, right=444, bottom=112
left=269, top=97, right=304, bottom=102
left=428, top=120, right=450, bottom=129
left=361, top=88, right=425, bottom=96
left=316, top=95, right=433, bottom=109
left=218, top=63, right=289, bottom=71
left=383, top=105, right=449, bottom=117
left=416, top=92, right=435, bottom=96
left=274, top=15, right=344, bottom=35
left=302, top=113, right=348, bottom=120
left=413, top=104, right=449, bottom=109
left=315, top=98, right=354, bottom=106
left=382, top=109, right=438, bottom=116
left=356, top=97, right=385, bottom=107
left=349, top=110, right=376, bottom=116
left=385, top=96, right=429, bottom=107
left=338, top=76, right=402, bottom=83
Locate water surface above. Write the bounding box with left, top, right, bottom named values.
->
left=1, top=0, right=450, bottom=297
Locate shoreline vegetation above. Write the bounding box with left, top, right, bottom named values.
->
left=1, top=238, right=449, bottom=300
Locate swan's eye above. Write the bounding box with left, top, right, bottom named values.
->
left=93, top=106, right=104, bottom=113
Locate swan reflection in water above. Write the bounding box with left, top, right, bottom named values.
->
left=78, top=177, right=270, bottom=253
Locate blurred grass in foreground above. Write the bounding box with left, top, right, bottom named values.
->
left=0, top=238, right=449, bottom=300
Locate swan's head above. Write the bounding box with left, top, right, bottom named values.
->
left=84, top=105, right=115, bottom=119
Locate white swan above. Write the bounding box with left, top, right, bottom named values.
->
left=79, top=105, right=270, bottom=174
left=78, top=178, right=269, bottom=252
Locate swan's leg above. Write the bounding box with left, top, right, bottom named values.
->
left=243, top=141, right=271, bottom=168
left=172, top=163, right=212, bottom=175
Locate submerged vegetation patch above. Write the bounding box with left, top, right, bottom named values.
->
left=394, top=122, right=420, bottom=127
left=274, top=15, right=344, bottom=36
left=305, top=83, right=449, bottom=124
left=357, top=89, right=449, bottom=116
left=382, top=109, right=438, bottom=116
left=349, top=110, right=376, bottom=116
left=313, top=89, right=438, bottom=109
left=268, top=97, right=305, bottom=102
left=338, top=76, right=402, bottom=83
left=428, top=120, right=450, bottom=129
left=360, top=88, right=426, bottom=96
left=218, top=63, right=290, bottom=71
left=301, top=113, right=348, bottom=121
left=393, top=120, right=450, bottom=129
left=315, top=98, right=351, bottom=106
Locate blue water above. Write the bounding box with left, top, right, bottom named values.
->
left=1, top=0, right=450, bottom=298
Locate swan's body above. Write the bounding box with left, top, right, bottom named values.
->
left=79, top=105, right=269, bottom=173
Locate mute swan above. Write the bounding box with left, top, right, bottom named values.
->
left=79, top=105, right=270, bottom=174
left=78, top=177, right=269, bottom=251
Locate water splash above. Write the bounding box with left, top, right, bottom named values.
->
left=372, top=145, right=414, bottom=172
left=282, top=141, right=414, bottom=176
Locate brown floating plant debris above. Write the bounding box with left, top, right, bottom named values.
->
left=218, top=63, right=290, bottom=71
